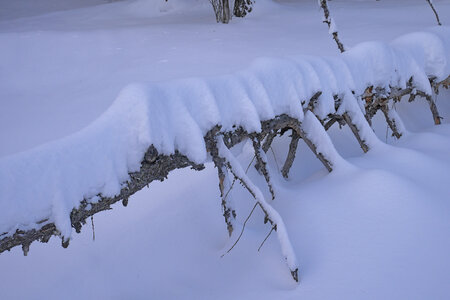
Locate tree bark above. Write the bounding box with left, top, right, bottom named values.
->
left=234, top=0, right=253, bottom=18
left=210, top=0, right=231, bottom=23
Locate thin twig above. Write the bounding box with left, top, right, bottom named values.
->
left=258, top=225, right=276, bottom=252
left=91, top=216, right=95, bottom=241
left=385, top=123, right=389, bottom=143
left=223, top=155, right=256, bottom=203
left=221, top=203, right=258, bottom=257
left=426, top=0, right=442, bottom=26
left=270, top=147, right=280, bottom=172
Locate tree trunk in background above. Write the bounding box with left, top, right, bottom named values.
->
left=234, top=0, right=253, bottom=18
left=210, top=0, right=231, bottom=23
left=222, top=0, right=231, bottom=23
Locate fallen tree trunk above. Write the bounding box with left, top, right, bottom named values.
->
left=0, top=146, right=205, bottom=254
left=2, top=74, right=447, bottom=253
left=1, top=28, right=448, bottom=282
left=1, top=74, right=448, bottom=282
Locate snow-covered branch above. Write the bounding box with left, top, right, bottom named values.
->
left=0, top=147, right=205, bottom=254
left=319, top=0, right=346, bottom=53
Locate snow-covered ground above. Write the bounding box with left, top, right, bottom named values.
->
left=1, top=0, right=450, bottom=299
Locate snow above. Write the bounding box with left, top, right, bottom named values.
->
left=393, top=27, right=450, bottom=82
left=328, top=17, right=338, bottom=34
left=0, top=0, right=450, bottom=299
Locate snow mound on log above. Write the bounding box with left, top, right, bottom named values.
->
left=392, top=27, right=450, bottom=82
left=0, top=27, right=448, bottom=241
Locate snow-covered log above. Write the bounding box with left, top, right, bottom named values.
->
left=0, top=147, right=205, bottom=253
left=0, top=28, right=449, bottom=282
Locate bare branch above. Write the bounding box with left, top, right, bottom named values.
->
left=221, top=203, right=258, bottom=257
left=281, top=130, right=300, bottom=179
left=252, top=135, right=276, bottom=200
left=258, top=225, right=275, bottom=252
left=426, top=0, right=442, bottom=26
left=319, top=0, right=346, bottom=53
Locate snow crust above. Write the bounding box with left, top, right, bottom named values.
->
left=0, top=27, right=448, bottom=241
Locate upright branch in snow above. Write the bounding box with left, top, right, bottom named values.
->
left=319, top=0, right=346, bottom=53
left=426, top=0, right=442, bottom=26
left=234, top=0, right=253, bottom=18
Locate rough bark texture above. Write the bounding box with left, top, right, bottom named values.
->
left=381, top=104, right=402, bottom=139
left=222, top=0, right=231, bottom=24
left=252, top=135, right=276, bottom=200
left=281, top=130, right=301, bottom=179
left=206, top=128, right=237, bottom=236
left=210, top=0, right=231, bottom=23
left=262, top=131, right=277, bottom=153
left=0, top=146, right=205, bottom=254
left=234, top=0, right=253, bottom=18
